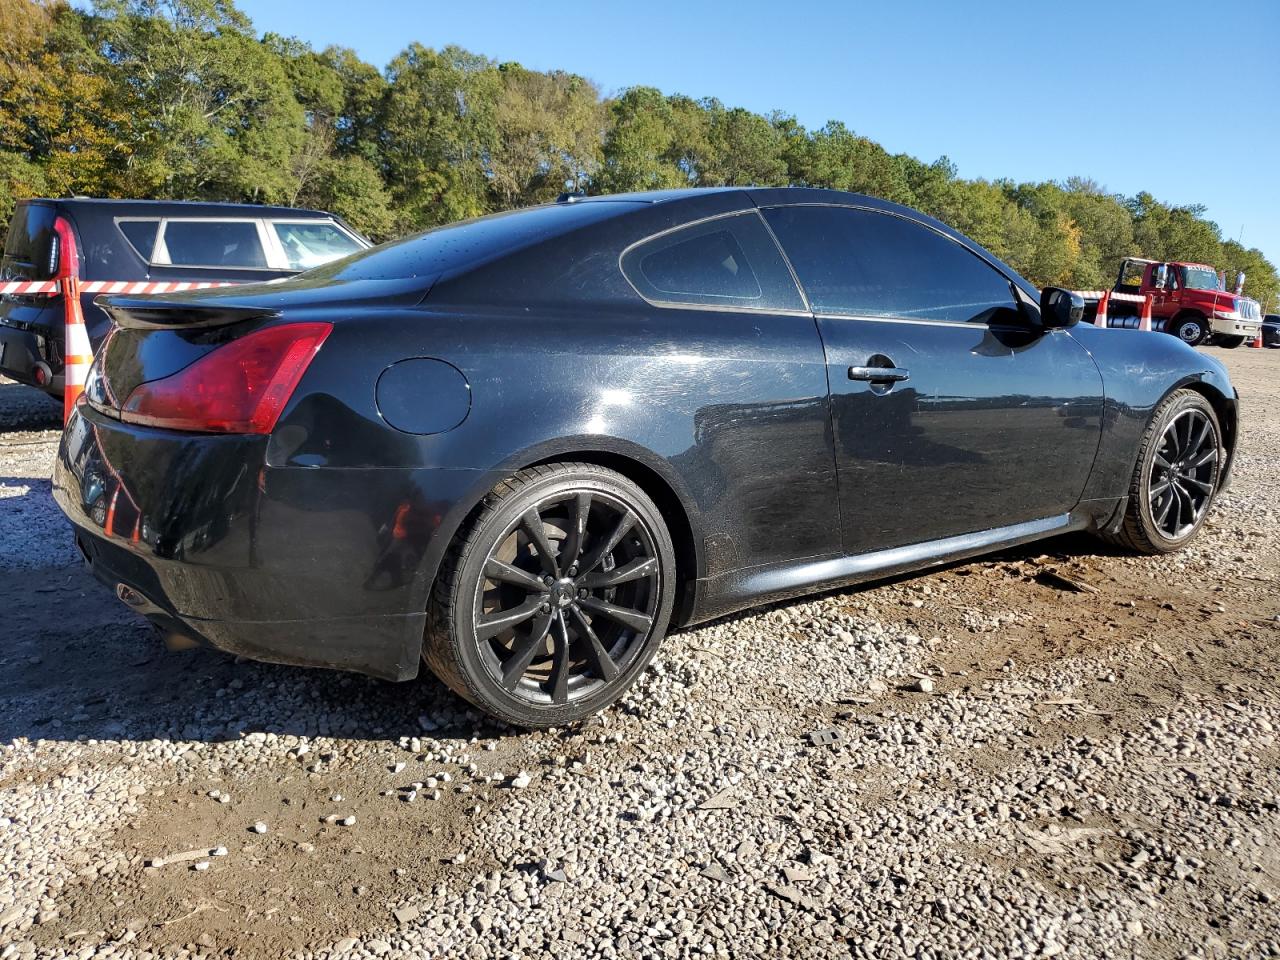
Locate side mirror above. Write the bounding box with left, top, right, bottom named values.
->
left=1154, top=263, right=1169, bottom=289
left=1040, top=287, right=1084, bottom=328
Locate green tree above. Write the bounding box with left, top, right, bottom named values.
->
left=488, top=64, right=604, bottom=207
left=381, top=43, right=499, bottom=229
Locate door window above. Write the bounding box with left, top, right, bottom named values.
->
left=157, top=220, right=268, bottom=268
left=621, top=212, right=804, bottom=312
left=116, top=219, right=160, bottom=262
left=763, top=206, right=1019, bottom=324
left=271, top=221, right=363, bottom=270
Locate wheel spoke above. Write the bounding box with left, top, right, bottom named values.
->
left=1190, top=448, right=1217, bottom=468
left=560, top=493, right=592, bottom=572
left=578, top=596, right=653, bottom=633
left=1189, top=416, right=1211, bottom=457
left=477, top=595, right=545, bottom=642
left=1153, top=451, right=1174, bottom=471
left=1150, top=478, right=1172, bottom=498
left=484, top=558, right=548, bottom=593
left=1181, top=475, right=1213, bottom=495
left=1154, top=488, right=1176, bottom=527
left=500, top=609, right=553, bottom=689
left=580, top=556, right=658, bottom=590
left=547, top=612, right=572, bottom=704
left=578, top=508, right=636, bottom=575
left=570, top=606, right=618, bottom=681
left=1172, top=484, right=1191, bottom=530
left=520, top=508, right=559, bottom=578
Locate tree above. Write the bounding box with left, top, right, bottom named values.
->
left=598, top=87, right=687, bottom=193
left=488, top=64, right=604, bottom=207
left=381, top=43, right=499, bottom=229
left=89, top=0, right=305, bottom=202
left=0, top=0, right=124, bottom=200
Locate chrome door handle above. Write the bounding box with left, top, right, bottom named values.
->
left=849, top=365, right=910, bottom=383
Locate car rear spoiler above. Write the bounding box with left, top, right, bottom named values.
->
left=96, top=296, right=281, bottom=331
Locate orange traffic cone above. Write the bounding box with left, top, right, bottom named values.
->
left=1139, top=294, right=1154, bottom=332
left=61, top=275, right=92, bottom=423
left=1095, top=290, right=1110, bottom=327
left=1248, top=331, right=1262, bottom=348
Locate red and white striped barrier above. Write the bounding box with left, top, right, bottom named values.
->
left=1074, top=290, right=1154, bottom=332
left=1, top=279, right=237, bottom=296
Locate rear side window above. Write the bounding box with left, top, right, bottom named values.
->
left=763, top=206, right=1018, bottom=324
left=272, top=221, right=362, bottom=270
left=117, top=219, right=160, bottom=261
left=621, top=212, right=804, bottom=312
left=2, top=203, right=58, bottom=279
left=160, top=220, right=267, bottom=268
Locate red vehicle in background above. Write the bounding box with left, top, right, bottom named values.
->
left=1111, top=257, right=1263, bottom=348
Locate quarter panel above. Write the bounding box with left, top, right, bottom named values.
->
left=274, top=302, right=841, bottom=606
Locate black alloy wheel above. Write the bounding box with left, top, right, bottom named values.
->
left=1100, top=389, right=1222, bottom=555
left=424, top=463, right=676, bottom=727
left=1147, top=408, right=1219, bottom=540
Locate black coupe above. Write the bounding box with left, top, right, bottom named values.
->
left=54, top=188, right=1238, bottom=727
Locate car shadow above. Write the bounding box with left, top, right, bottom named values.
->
left=0, top=378, right=62, bottom=432
left=0, top=553, right=501, bottom=747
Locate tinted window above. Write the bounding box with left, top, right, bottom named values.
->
left=310, top=201, right=637, bottom=282
left=117, top=219, right=159, bottom=261
left=2, top=203, right=58, bottom=279
left=763, top=206, right=1018, bottom=324
left=162, top=220, right=266, bottom=268
left=621, top=212, right=804, bottom=311
left=273, top=221, right=362, bottom=270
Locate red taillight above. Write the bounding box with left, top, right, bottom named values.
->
left=52, top=216, right=78, bottom=279
left=120, top=322, right=331, bottom=434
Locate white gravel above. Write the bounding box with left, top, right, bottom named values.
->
left=1, top=354, right=1278, bottom=960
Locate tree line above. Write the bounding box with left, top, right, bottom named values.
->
left=2, top=0, right=1275, bottom=309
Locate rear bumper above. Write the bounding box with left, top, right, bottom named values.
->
left=53, top=405, right=482, bottom=681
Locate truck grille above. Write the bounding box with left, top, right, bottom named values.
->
left=1240, top=298, right=1262, bottom=321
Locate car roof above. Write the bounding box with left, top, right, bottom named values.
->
left=25, top=197, right=335, bottom=219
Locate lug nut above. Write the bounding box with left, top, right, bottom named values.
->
left=578, top=588, right=588, bottom=599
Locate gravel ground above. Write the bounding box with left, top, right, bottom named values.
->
left=1, top=348, right=1278, bottom=960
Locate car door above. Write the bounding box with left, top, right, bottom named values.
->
left=762, top=204, right=1105, bottom=556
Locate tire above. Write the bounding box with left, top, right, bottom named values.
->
left=1172, top=314, right=1207, bottom=346
left=1100, top=389, right=1223, bottom=555
left=423, top=462, right=676, bottom=728
left=1216, top=335, right=1246, bottom=349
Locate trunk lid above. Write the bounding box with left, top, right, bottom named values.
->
left=89, top=275, right=430, bottom=414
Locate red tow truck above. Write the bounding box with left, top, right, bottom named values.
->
left=1106, top=257, right=1263, bottom=348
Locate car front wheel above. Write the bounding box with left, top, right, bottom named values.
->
left=1216, top=335, right=1246, bottom=349
left=1100, top=389, right=1222, bottom=555
left=423, top=462, right=676, bottom=727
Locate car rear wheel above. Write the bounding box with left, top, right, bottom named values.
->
left=1100, top=390, right=1222, bottom=555
left=1173, top=315, right=1207, bottom=346
left=423, top=462, right=676, bottom=728
left=1216, top=335, right=1246, bottom=349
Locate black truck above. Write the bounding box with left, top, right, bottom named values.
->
left=1, top=198, right=367, bottom=397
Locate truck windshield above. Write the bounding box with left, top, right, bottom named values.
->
left=1181, top=266, right=1222, bottom=291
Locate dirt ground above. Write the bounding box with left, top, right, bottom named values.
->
left=1, top=345, right=1278, bottom=960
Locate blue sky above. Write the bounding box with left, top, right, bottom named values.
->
left=236, top=0, right=1280, bottom=270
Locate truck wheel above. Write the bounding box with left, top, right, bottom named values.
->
left=423, top=462, right=676, bottom=728
left=1216, top=336, right=1246, bottom=349
left=1172, top=315, right=1207, bottom=346
left=1099, top=389, right=1222, bottom=555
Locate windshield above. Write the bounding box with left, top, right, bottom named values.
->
left=1181, top=266, right=1222, bottom=291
